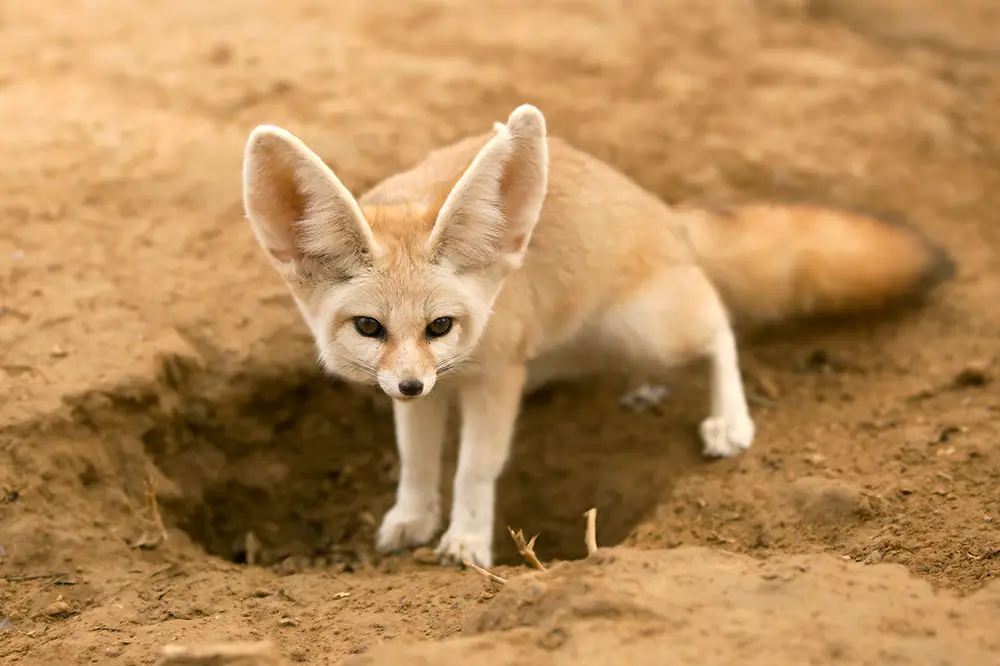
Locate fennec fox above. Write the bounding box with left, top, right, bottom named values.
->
left=241, top=105, right=952, bottom=567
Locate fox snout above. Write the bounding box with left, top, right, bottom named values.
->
left=378, top=370, right=437, bottom=400
left=397, top=378, right=425, bottom=397
left=377, top=341, right=438, bottom=400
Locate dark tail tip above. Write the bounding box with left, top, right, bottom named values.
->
left=928, top=245, right=957, bottom=285
left=827, top=199, right=957, bottom=298
left=912, top=231, right=956, bottom=296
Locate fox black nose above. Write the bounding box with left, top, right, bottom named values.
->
left=398, top=379, right=424, bottom=397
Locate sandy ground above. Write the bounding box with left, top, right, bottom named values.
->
left=2, top=0, right=1000, bottom=663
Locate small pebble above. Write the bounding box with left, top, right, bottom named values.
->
left=864, top=550, right=885, bottom=565
left=412, top=547, right=438, bottom=565
left=805, top=453, right=826, bottom=465
left=44, top=597, right=73, bottom=618
left=953, top=364, right=991, bottom=388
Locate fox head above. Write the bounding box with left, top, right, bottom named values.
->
left=241, top=105, right=549, bottom=400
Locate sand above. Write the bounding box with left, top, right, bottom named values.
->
left=1, top=0, right=999, bottom=663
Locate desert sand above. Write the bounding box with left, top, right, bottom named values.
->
left=1, top=0, right=999, bottom=664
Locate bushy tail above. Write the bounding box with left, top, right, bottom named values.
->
left=682, top=202, right=955, bottom=328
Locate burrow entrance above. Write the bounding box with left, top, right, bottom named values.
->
left=63, top=350, right=708, bottom=569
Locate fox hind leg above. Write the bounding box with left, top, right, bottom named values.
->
left=601, top=265, right=755, bottom=457
left=698, top=327, right=755, bottom=457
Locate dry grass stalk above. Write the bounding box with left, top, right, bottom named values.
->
left=144, top=478, right=169, bottom=543
left=584, top=508, right=598, bottom=555
left=127, top=476, right=170, bottom=549
left=462, top=560, right=507, bottom=585
left=244, top=531, right=262, bottom=566
left=507, top=526, right=547, bottom=572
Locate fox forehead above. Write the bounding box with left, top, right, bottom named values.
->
left=362, top=203, right=439, bottom=258
left=340, top=267, right=471, bottom=323
left=314, top=203, right=473, bottom=327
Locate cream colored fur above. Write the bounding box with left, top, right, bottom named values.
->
left=242, top=104, right=950, bottom=567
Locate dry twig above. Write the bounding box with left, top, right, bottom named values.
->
left=462, top=560, right=507, bottom=585
left=244, top=531, right=262, bottom=566
left=507, top=526, right=547, bottom=572
left=144, top=478, right=169, bottom=543
left=125, top=476, right=170, bottom=549
left=3, top=572, right=70, bottom=583
left=583, top=508, right=598, bottom=555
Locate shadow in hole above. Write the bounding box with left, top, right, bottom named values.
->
left=495, top=377, right=708, bottom=564
left=139, top=352, right=712, bottom=568
left=141, top=356, right=395, bottom=568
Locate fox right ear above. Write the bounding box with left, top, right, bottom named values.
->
left=426, top=105, right=549, bottom=273
left=242, top=126, right=378, bottom=278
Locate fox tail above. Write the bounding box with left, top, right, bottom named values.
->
left=682, top=202, right=955, bottom=328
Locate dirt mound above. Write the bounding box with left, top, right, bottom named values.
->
left=2, top=0, right=1000, bottom=664
left=142, top=548, right=1000, bottom=665
left=346, top=547, right=1000, bottom=665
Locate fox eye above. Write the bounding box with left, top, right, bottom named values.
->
left=354, top=316, right=384, bottom=338
left=426, top=317, right=454, bottom=338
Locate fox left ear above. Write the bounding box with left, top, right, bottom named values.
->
left=427, top=104, right=549, bottom=272
left=242, top=126, right=378, bottom=279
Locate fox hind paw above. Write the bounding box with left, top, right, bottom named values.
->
left=619, top=383, right=671, bottom=412
left=699, top=414, right=755, bottom=458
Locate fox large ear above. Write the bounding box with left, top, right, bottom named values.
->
left=242, top=126, right=378, bottom=278
left=426, top=104, right=549, bottom=272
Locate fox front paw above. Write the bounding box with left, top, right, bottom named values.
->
left=699, top=414, right=755, bottom=458
left=435, top=526, right=493, bottom=568
left=376, top=503, right=441, bottom=554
